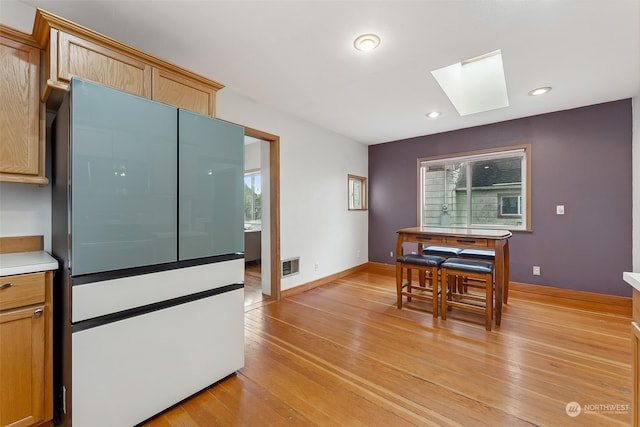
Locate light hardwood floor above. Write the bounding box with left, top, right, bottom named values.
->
left=140, top=265, right=632, bottom=426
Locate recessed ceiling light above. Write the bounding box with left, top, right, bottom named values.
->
left=353, top=34, right=380, bottom=52
left=528, top=86, right=552, bottom=96
left=426, top=111, right=441, bottom=118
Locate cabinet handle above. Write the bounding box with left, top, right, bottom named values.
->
left=34, top=308, right=44, bottom=316
left=0, top=282, right=12, bottom=290
left=456, top=239, right=477, bottom=244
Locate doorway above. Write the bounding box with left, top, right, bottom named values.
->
left=243, top=127, right=280, bottom=305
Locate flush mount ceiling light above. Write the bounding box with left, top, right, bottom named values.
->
left=353, top=34, right=380, bottom=52
left=528, top=86, right=552, bottom=96
left=431, top=49, right=509, bottom=116
left=426, top=111, right=441, bottom=118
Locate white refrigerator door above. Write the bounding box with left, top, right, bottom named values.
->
left=71, top=288, right=244, bottom=427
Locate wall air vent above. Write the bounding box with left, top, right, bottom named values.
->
left=282, top=257, right=300, bottom=278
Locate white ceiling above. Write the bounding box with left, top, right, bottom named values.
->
left=12, top=0, right=640, bottom=145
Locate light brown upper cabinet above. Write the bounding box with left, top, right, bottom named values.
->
left=152, top=68, right=215, bottom=117
left=0, top=27, right=47, bottom=184
left=32, top=9, right=223, bottom=116
left=54, top=30, right=152, bottom=99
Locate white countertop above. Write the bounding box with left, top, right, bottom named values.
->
left=623, top=272, right=640, bottom=292
left=0, top=251, right=58, bottom=276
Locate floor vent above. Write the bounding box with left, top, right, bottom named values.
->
left=282, top=257, right=300, bottom=278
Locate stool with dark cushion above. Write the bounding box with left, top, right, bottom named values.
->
left=440, top=257, right=495, bottom=330
left=458, top=248, right=496, bottom=294
left=423, top=245, right=462, bottom=258
left=396, top=254, right=446, bottom=317
left=458, top=248, right=495, bottom=260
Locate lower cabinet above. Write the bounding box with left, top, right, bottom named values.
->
left=0, top=272, right=52, bottom=427
left=634, top=320, right=640, bottom=427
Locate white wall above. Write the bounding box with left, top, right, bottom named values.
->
left=0, top=182, right=52, bottom=250
left=217, top=89, right=369, bottom=291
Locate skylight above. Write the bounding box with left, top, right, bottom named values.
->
left=431, top=50, right=509, bottom=116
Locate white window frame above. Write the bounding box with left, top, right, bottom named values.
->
left=417, top=144, right=531, bottom=231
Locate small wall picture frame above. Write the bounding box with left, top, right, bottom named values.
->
left=348, top=174, right=367, bottom=210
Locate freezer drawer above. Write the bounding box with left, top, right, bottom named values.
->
left=71, top=259, right=243, bottom=322
left=70, top=288, right=244, bottom=427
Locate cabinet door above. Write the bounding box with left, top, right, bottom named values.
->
left=0, top=305, right=46, bottom=427
left=179, top=110, right=244, bottom=260
left=57, top=31, right=151, bottom=98
left=152, top=68, right=215, bottom=116
left=0, top=36, right=41, bottom=176
left=70, top=78, right=178, bottom=275
left=634, top=321, right=640, bottom=427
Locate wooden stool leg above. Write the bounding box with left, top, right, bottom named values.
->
left=485, top=272, right=493, bottom=331
left=440, top=270, right=448, bottom=320
left=430, top=266, right=438, bottom=318
left=396, top=262, right=403, bottom=308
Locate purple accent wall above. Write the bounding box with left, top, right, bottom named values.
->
left=369, top=100, right=633, bottom=297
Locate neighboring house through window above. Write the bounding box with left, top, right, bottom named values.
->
left=418, top=145, right=531, bottom=231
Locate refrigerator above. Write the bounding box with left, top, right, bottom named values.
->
left=51, top=78, right=245, bottom=427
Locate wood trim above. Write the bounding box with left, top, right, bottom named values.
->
left=510, top=280, right=632, bottom=316
left=0, top=24, right=39, bottom=47
left=0, top=173, right=49, bottom=185
left=0, top=236, right=44, bottom=254
left=281, top=263, right=369, bottom=299
left=243, top=126, right=281, bottom=300
left=367, top=261, right=395, bottom=274
left=32, top=9, right=224, bottom=90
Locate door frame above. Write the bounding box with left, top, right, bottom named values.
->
left=244, top=126, right=281, bottom=300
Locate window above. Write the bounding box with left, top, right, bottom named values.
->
left=348, top=174, right=367, bottom=210
left=244, top=171, right=261, bottom=224
left=418, top=145, right=531, bottom=230
left=498, top=194, right=522, bottom=218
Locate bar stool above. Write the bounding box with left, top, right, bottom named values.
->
left=440, top=258, right=494, bottom=330
left=458, top=248, right=495, bottom=293
left=459, top=248, right=495, bottom=261
left=396, top=254, right=446, bottom=317
left=423, top=245, right=462, bottom=258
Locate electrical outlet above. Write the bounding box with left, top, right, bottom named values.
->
left=556, top=205, right=565, bottom=215
left=533, top=266, right=541, bottom=276
left=314, top=262, right=319, bottom=272
left=390, top=251, right=394, bottom=258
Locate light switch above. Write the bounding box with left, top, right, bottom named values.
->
left=556, top=205, right=565, bottom=215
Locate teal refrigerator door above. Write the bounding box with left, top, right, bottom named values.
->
left=178, top=110, right=244, bottom=260
left=70, top=78, right=178, bottom=275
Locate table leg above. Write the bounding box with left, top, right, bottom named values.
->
left=494, top=240, right=505, bottom=326
left=503, top=239, right=510, bottom=304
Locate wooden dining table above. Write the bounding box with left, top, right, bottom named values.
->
left=396, top=226, right=512, bottom=325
